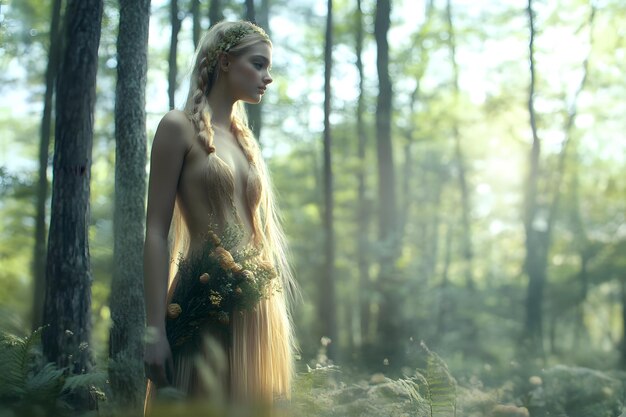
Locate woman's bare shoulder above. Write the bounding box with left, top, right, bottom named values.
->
left=161, top=108, right=192, bottom=125
left=153, top=109, right=195, bottom=153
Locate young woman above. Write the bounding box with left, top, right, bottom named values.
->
left=143, top=20, right=299, bottom=413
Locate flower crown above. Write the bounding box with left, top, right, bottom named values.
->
left=206, top=23, right=270, bottom=72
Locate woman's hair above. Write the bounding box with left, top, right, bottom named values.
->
left=168, top=21, right=300, bottom=311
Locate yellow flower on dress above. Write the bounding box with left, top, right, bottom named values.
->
left=208, top=231, right=221, bottom=247
left=214, top=247, right=236, bottom=270
left=209, top=290, right=222, bottom=306
left=241, top=270, right=255, bottom=282
left=167, top=303, right=182, bottom=319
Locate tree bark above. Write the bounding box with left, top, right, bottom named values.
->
left=398, top=0, right=433, bottom=242
left=321, top=0, right=338, bottom=361
left=437, top=222, right=453, bottom=338
left=355, top=0, right=371, bottom=348
left=621, top=278, right=626, bottom=368
left=398, top=91, right=415, bottom=243
left=374, top=0, right=401, bottom=368
left=209, top=0, right=224, bottom=27
left=168, top=0, right=181, bottom=110
left=523, top=0, right=594, bottom=356
left=560, top=4, right=596, bottom=347
left=32, top=0, right=63, bottom=333
left=243, top=0, right=263, bottom=140
left=108, top=0, right=150, bottom=409
left=258, top=0, right=270, bottom=34
left=445, top=0, right=474, bottom=291
left=42, top=0, right=103, bottom=410
left=523, top=0, right=545, bottom=356
left=191, top=0, right=200, bottom=49
left=244, top=0, right=254, bottom=21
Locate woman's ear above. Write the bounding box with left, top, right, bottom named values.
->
left=218, top=52, right=230, bottom=72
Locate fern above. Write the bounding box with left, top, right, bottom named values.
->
left=0, top=327, right=108, bottom=415
left=394, top=377, right=422, bottom=403
left=0, top=328, right=40, bottom=400
left=62, top=370, right=108, bottom=393
left=25, top=362, right=65, bottom=403
left=420, top=341, right=457, bottom=417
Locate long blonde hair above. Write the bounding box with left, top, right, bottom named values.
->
left=168, top=20, right=300, bottom=314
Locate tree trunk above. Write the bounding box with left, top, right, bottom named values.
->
left=191, top=0, right=200, bottom=49
left=621, top=278, right=626, bottom=368
left=168, top=0, right=181, bottom=110
left=523, top=0, right=594, bottom=356
left=445, top=0, right=474, bottom=291
left=209, top=0, right=224, bottom=27
left=445, top=0, right=479, bottom=356
left=573, top=248, right=590, bottom=345
left=374, top=0, right=401, bottom=369
left=32, top=0, right=63, bottom=333
left=243, top=0, right=263, bottom=140
left=42, top=0, right=102, bottom=410
left=321, top=0, right=337, bottom=361
left=571, top=172, right=593, bottom=345
left=244, top=0, right=254, bottom=21
left=398, top=0, right=433, bottom=242
left=108, top=0, right=150, bottom=410
left=437, top=222, right=453, bottom=339
left=522, top=0, right=545, bottom=356
left=561, top=4, right=596, bottom=347
left=424, top=171, right=443, bottom=284
left=258, top=0, right=270, bottom=34
left=355, top=0, right=371, bottom=349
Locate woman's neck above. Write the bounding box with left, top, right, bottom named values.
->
left=207, top=77, right=235, bottom=130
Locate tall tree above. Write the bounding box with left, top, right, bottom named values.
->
left=209, top=0, right=224, bottom=27
left=258, top=0, right=270, bottom=34
left=42, top=0, right=103, bottom=394
left=445, top=0, right=474, bottom=291
left=546, top=4, right=596, bottom=352
left=32, top=0, right=63, bottom=332
left=398, top=0, right=434, bottom=244
left=243, top=0, right=263, bottom=140
left=108, top=0, right=151, bottom=409
left=321, top=0, right=337, bottom=360
left=523, top=0, right=595, bottom=356
left=374, top=0, right=401, bottom=367
left=621, top=261, right=626, bottom=367
left=354, top=0, right=371, bottom=348
left=168, top=0, right=181, bottom=110
left=191, top=0, right=201, bottom=48
left=522, top=0, right=544, bottom=356
left=244, top=0, right=254, bottom=21
left=444, top=0, right=478, bottom=354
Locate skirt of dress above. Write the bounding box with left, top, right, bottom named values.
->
left=143, top=288, right=294, bottom=415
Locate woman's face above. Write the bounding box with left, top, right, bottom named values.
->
left=225, top=42, right=273, bottom=104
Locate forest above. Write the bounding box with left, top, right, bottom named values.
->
left=1, top=0, right=625, bottom=416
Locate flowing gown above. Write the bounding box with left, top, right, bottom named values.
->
left=144, top=135, right=294, bottom=415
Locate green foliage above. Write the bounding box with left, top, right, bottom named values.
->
left=420, top=342, right=457, bottom=417
left=0, top=327, right=108, bottom=416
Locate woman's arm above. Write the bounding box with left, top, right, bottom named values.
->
left=143, top=109, right=191, bottom=386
